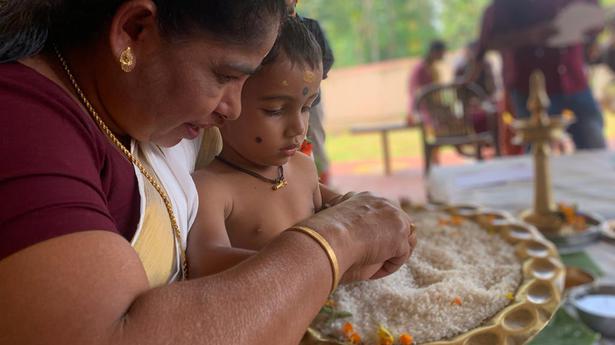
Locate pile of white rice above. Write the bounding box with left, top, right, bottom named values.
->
left=314, top=210, right=522, bottom=344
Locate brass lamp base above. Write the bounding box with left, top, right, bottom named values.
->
left=519, top=208, right=604, bottom=253
left=519, top=209, right=564, bottom=234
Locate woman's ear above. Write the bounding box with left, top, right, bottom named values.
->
left=108, top=0, right=160, bottom=71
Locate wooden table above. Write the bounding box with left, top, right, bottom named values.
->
left=350, top=122, right=420, bottom=175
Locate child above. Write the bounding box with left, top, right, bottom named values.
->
left=187, top=18, right=336, bottom=278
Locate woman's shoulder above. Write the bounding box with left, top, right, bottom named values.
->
left=0, top=61, right=139, bottom=261
left=2, top=61, right=79, bottom=114
left=0, top=61, right=111, bottom=158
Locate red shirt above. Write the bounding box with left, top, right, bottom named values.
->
left=409, top=61, right=438, bottom=99
left=478, top=0, right=596, bottom=94
left=408, top=61, right=439, bottom=117
left=0, top=63, right=139, bottom=260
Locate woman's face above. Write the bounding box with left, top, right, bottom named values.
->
left=114, top=29, right=279, bottom=147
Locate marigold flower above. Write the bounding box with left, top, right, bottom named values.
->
left=399, top=333, right=414, bottom=345
left=452, top=296, right=462, bottom=305
left=300, top=139, right=313, bottom=156
left=350, top=333, right=362, bottom=344
left=573, top=216, right=587, bottom=231
left=558, top=203, right=576, bottom=224
left=342, top=322, right=354, bottom=337
left=450, top=215, right=464, bottom=225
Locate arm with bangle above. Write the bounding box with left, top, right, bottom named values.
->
left=0, top=193, right=414, bottom=345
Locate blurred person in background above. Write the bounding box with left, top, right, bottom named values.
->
left=455, top=41, right=497, bottom=100
left=474, top=0, right=606, bottom=150
left=408, top=40, right=447, bottom=165
left=407, top=40, right=447, bottom=126
left=288, top=0, right=335, bottom=184
left=454, top=41, right=498, bottom=136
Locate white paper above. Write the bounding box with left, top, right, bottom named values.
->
left=548, top=3, right=605, bottom=47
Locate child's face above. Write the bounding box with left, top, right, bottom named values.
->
left=221, top=55, right=322, bottom=167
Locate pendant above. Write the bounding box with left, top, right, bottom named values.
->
left=272, top=179, right=288, bottom=191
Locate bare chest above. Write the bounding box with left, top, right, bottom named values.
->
left=225, top=180, right=316, bottom=250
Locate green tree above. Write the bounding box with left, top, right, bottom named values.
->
left=297, top=0, right=491, bottom=67
left=438, top=0, right=490, bottom=50
left=298, top=0, right=438, bottom=67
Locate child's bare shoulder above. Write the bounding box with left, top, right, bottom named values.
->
left=290, top=152, right=318, bottom=172
left=288, top=152, right=319, bottom=184
left=192, top=161, right=236, bottom=195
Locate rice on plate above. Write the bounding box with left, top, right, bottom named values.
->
left=311, top=209, right=522, bottom=345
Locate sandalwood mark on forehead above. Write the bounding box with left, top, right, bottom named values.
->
left=303, top=71, right=315, bottom=83
left=302, top=87, right=309, bottom=96
left=281, top=80, right=289, bottom=86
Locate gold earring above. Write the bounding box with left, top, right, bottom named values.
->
left=119, top=46, right=135, bottom=72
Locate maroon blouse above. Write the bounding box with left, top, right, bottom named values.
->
left=0, top=62, right=140, bottom=260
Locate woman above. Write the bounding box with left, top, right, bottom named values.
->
left=0, top=1, right=416, bottom=344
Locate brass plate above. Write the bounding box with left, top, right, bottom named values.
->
left=303, top=205, right=565, bottom=345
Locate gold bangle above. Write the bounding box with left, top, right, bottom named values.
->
left=287, top=226, right=340, bottom=294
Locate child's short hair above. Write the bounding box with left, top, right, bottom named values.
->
left=262, top=16, right=322, bottom=70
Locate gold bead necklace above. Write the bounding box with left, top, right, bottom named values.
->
left=54, top=47, right=187, bottom=280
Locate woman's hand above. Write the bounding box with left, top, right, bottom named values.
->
left=298, top=192, right=416, bottom=283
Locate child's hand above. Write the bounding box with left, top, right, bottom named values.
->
left=321, top=191, right=357, bottom=210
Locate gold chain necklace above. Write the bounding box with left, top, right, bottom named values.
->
left=54, top=48, right=187, bottom=280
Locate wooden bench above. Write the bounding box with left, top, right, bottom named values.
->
left=350, top=122, right=420, bottom=175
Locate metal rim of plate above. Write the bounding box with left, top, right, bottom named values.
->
left=302, top=204, right=566, bottom=345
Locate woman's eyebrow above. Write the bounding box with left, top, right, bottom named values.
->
left=220, top=62, right=260, bottom=76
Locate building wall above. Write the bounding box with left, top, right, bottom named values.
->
left=319, top=54, right=461, bottom=132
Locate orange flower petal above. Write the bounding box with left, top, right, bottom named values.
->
left=343, top=322, right=354, bottom=337
left=452, top=296, right=462, bottom=305
left=400, top=333, right=414, bottom=345
left=350, top=333, right=362, bottom=344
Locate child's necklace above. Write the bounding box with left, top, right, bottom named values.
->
left=215, top=156, right=288, bottom=191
